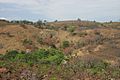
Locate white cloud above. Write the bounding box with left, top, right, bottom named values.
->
left=45, top=0, right=120, bottom=20
left=0, top=0, right=120, bottom=21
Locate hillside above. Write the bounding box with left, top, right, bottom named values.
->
left=0, top=20, right=120, bottom=80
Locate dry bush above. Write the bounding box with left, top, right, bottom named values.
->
left=0, top=43, right=4, bottom=49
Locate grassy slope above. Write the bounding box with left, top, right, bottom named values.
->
left=0, top=20, right=120, bottom=79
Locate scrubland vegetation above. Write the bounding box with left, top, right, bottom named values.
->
left=0, top=19, right=120, bottom=80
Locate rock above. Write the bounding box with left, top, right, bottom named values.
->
left=76, top=50, right=85, bottom=56
left=0, top=68, right=7, bottom=73
left=94, top=45, right=104, bottom=52
left=25, top=49, right=32, bottom=54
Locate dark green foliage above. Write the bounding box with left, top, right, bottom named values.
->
left=0, top=54, right=3, bottom=57
left=77, top=18, right=81, bottom=21
left=62, top=41, right=70, bottom=48
left=35, top=20, right=43, bottom=28
left=0, top=54, right=4, bottom=60
left=3, top=50, right=19, bottom=61
left=54, top=20, right=58, bottom=22
left=110, top=20, right=113, bottom=23
left=11, top=20, right=34, bottom=25
left=1, top=48, right=65, bottom=65
left=33, top=48, right=65, bottom=64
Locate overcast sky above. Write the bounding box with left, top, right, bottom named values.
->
left=0, top=0, right=120, bottom=21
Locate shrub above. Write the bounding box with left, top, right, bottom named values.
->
left=10, top=49, right=64, bottom=65
left=71, top=32, right=77, bottom=36
left=112, top=69, right=120, bottom=77
left=77, top=18, right=81, bottom=21
left=62, top=41, right=70, bottom=48
left=46, top=26, right=56, bottom=30
left=3, top=50, right=19, bottom=61
left=11, top=20, right=34, bottom=25
left=54, top=20, right=58, bottom=22
left=61, top=26, right=67, bottom=31
left=0, top=49, right=65, bottom=80
left=67, top=26, right=76, bottom=33
left=63, top=47, right=73, bottom=55
left=0, top=43, right=3, bottom=49
left=14, top=53, right=26, bottom=61
left=50, top=76, right=57, bottom=80
left=37, top=37, right=44, bottom=44
left=23, top=39, right=32, bottom=45
left=0, top=61, right=5, bottom=67
left=0, top=54, right=4, bottom=61
left=20, top=24, right=27, bottom=29
left=35, top=20, right=43, bottom=27
left=76, top=40, right=86, bottom=48
left=87, top=61, right=108, bottom=75
left=2, top=48, right=65, bottom=65
left=79, top=32, right=87, bottom=37
left=94, top=31, right=100, bottom=35
left=0, top=54, right=3, bottom=57
left=34, top=48, right=65, bottom=65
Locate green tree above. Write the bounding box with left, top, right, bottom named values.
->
left=36, top=20, right=43, bottom=27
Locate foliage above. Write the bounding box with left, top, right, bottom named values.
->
left=71, top=32, right=77, bottom=36
left=35, top=20, right=43, bottom=27
left=67, top=26, right=76, bottom=33
left=33, top=48, right=65, bottom=64
left=37, top=37, right=44, bottom=44
left=45, top=25, right=59, bottom=30
left=62, top=40, right=70, bottom=48
left=87, top=61, right=108, bottom=75
left=54, top=20, right=58, bottom=22
left=79, top=31, right=87, bottom=37
left=11, top=20, right=34, bottom=25
left=23, top=39, right=32, bottom=45
left=0, top=43, right=3, bottom=49
left=50, top=76, right=57, bottom=80
left=1, top=48, right=65, bottom=65
left=76, top=40, right=86, bottom=48
left=3, top=50, right=19, bottom=61
left=0, top=49, right=120, bottom=79
left=77, top=18, right=81, bottom=21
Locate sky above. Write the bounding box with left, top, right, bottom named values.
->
left=0, top=0, right=120, bottom=22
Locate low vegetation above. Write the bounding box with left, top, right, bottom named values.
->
left=1, top=49, right=120, bottom=80
left=0, top=19, right=120, bottom=80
